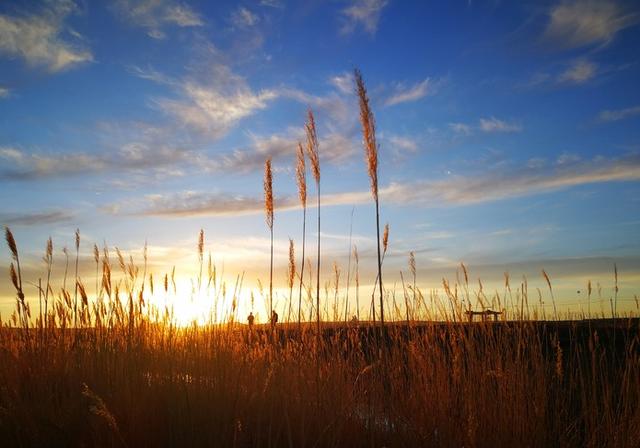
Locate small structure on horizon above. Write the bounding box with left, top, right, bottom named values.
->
left=465, top=309, right=502, bottom=322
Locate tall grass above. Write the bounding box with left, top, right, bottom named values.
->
left=295, top=142, right=307, bottom=331
left=1, top=230, right=638, bottom=447
left=355, top=69, right=385, bottom=329
left=305, top=110, right=321, bottom=339
left=264, top=158, right=274, bottom=324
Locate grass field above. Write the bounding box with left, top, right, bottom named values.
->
left=1, top=226, right=639, bottom=447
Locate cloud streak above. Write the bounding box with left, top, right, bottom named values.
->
left=108, top=154, right=640, bottom=217
left=137, top=64, right=277, bottom=139
left=340, top=0, right=389, bottom=35
left=0, top=210, right=75, bottom=226
left=543, top=0, right=638, bottom=49
left=450, top=117, right=522, bottom=134
left=0, top=1, right=93, bottom=72
left=599, top=105, right=640, bottom=122
left=385, top=78, right=434, bottom=106
left=112, top=0, right=203, bottom=39
left=558, top=59, right=598, bottom=84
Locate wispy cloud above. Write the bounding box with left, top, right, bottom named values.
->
left=385, top=78, right=434, bottom=106
left=230, top=7, right=259, bottom=28
left=598, top=105, right=640, bottom=122
left=558, top=59, right=598, bottom=84
left=450, top=117, right=522, bottom=134
left=543, top=0, right=638, bottom=49
left=0, top=121, right=358, bottom=182
left=448, top=122, right=473, bottom=135
left=112, top=0, right=203, bottom=39
left=386, top=134, right=419, bottom=160
left=107, top=154, right=640, bottom=217
left=340, top=0, right=389, bottom=35
left=0, top=87, right=9, bottom=98
left=146, top=64, right=277, bottom=139
left=329, top=72, right=354, bottom=95
left=0, top=142, right=191, bottom=181
left=200, top=129, right=358, bottom=175
left=479, top=117, right=523, bottom=133
left=0, top=1, right=93, bottom=72
left=0, top=210, right=74, bottom=226
left=260, top=0, right=284, bottom=8
left=382, top=154, right=640, bottom=206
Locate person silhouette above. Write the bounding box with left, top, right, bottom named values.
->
left=247, top=311, right=255, bottom=329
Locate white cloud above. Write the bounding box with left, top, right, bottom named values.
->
left=385, top=78, right=434, bottom=106
left=543, top=0, right=638, bottom=49
left=450, top=118, right=522, bottom=135
left=0, top=87, right=9, bottom=98
left=230, top=7, right=259, bottom=28
left=260, top=0, right=284, bottom=8
left=558, top=59, right=598, bottom=84
left=341, top=0, right=389, bottom=35
left=0, top=1, right=93, bottom=72
left=449, top=122, right=472, bottom=135
left=478, top=117, right=522, bottom=133
left=599, top=105, right=640, bottom=122
left=329, top=72, right=354, bottom=95
left=0, top=210, right=74, bottom=226
left=150, top=64, right=277, bottom=139
left=0, top=139, right=194, bottom=181
left=388, top=135, right=418, bottom=153
left=113, top=0, right=203, bottom=39
left=200, top=129, right=358, bottom=175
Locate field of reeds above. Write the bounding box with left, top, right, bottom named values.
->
left=1, top=71, right=639, bottom=447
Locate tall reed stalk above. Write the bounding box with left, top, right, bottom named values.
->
left=74, top=229, right=80, bottom=328
left=264, top=158, right=274, bottom=324
left=287, top=238, right=295, bottom=323
left=355, top=69, right=385, bottom=329
left=5, top=227, right=26, bottom=331
left=295, top=142, right=307, bottom=331
left=305, top=110, right=321, bottom=338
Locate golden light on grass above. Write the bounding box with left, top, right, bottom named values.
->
left=355, top=68, right=385, bottom=328
left=264, top=157, right=274, bottom=321
left=295, top=142, right=307, bottom=329
left=305, top=109, right=321, bottom=337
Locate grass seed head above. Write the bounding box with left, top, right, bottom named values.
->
left=264, top=158, right=274, bottom=229
left=305, top=110, right=320, bottom=185
left=296, top=142, right=307, bottom=207
left=355, top=69, right=379, bottom=201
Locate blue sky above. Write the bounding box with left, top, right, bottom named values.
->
left=1, top=0, right=639, bottom=320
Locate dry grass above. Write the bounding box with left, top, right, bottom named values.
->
left=1, top=229, right=639, bottom=447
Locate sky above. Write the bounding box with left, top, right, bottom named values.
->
left=1, top=0, right=639, bottom=322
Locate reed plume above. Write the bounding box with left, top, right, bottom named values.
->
left=295, top=142, right=307, bottom=330
left=287, top=238, right=295, bottom=323
left=305, top=110, right=321, bottom=338
left=74, top=228, right=80, bottom=328
left=344, top=207, right=355, bottom=322
left=5, top=227, right=26, bottom=330
left=264, top=158, right=274, bottom=321
left=198, top=229, right=204, bottom=291
left=44, top=237, right=53, bottom=329
left=542, top=269, right=556, bottom=320
left=355, top=68, right=385, bottom=328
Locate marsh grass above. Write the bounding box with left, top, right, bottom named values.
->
left=1, top=227, right=639, bottom=447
